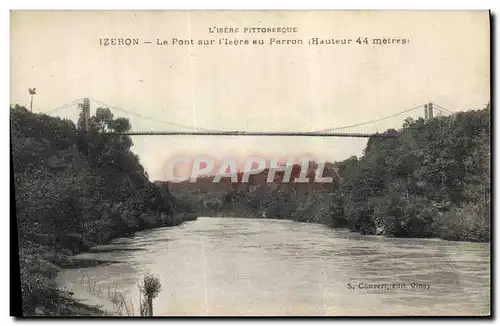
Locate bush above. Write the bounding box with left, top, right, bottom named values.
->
left=435, top=203, right=490, bottom=242
left=141, top=272, right=162, bottom=299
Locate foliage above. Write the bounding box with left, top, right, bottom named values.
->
left=138, top=272, right=162, bottom=316
left=141, top=272, right=162, bottom=299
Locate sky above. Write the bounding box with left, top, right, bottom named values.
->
left=10, top=11, right=490, bottom=181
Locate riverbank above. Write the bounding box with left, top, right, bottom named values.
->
left=203, top=210, right=489, bottom=244
left=20, top=213, right=198, bottom=316
left=11, top=105, right=202, bottom=316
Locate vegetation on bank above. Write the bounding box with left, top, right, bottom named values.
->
left=170, top=103, right=491, bottom=243
left=11, top=105, right=194, bottom=316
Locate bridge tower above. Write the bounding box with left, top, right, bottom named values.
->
left=424, top=102, right=434, bottom=121
left=79, top=98, right=91, bottom=131
left=428, top=102, right=434, bottom=119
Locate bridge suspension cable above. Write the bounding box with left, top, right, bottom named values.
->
left=43, top=98, right=84, bottom=115
left=41, top=98, right=455, bottom=136
left=312, top=104, right=425, bottom=132
left=90, top=99, right=222, bottom=132
left=90, top=100, right=428, bottom=134
left=432, top=103, right=455, bottom=115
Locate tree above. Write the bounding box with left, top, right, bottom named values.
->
left=139, top=272, right=162, bottom=316
left=28, top=88, right=36, bottom=111
left=110, top=117, right=132, bottom=133
left=91, top=107, right=114, bottom=132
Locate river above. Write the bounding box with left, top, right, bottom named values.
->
left=57, top=217, right=490, bottom=316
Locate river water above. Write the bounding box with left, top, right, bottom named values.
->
left=57, top=217, right=490, bottom=316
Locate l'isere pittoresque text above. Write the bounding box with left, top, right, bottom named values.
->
left=99, top=26, right=410, bottom=47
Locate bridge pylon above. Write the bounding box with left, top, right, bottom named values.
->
left=78, top=98, right=91, bottom=131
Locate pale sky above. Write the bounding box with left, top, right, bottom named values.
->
left=10, top=11, right=490, bottom=181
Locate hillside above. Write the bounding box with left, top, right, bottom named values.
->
left=161, top=162, right=341, bottom=216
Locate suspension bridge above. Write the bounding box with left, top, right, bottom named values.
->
left=35, top=97, right=455, bottom=139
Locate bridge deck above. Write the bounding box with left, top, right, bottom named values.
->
left=106, top=131, right=397, bottom=138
